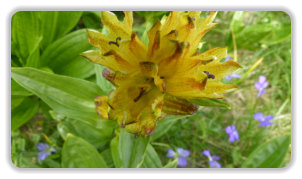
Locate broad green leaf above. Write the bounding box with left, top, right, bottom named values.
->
left=11, top=79, right=32, bottom=96
left=163, top=159, right=178, bottom=168
left=41, top=29, right=95, bottom=79
left=95, top=64, right=114, bottom=94
left=11, top=11, right=42, bottom=62
left=141, top=144, right=162, bottom=168
left=187, top=98, right=231, bottom=109
left=40, top=11, right=83, bottom=49
left=11, top=96, right=25, bottom=110
left=61, top=134, right=108, bottom=168
left=100, top=148, right=115, bottom=168
left=11, top=67, right=104, bottom=120
left=110, top=136, right=123, bottom=168
left=57, top=117, right=116, bottom=148
left=242, top=134, right=291, bottom=168
left=82, top=11, right=102, bottom=29
left=25, top=45, right=40, bottom=67
left=11, top=97, right=39, bottom=131
left=151, top=115, right=186, bottom=141
left=119, top=129, right=150, bottom=168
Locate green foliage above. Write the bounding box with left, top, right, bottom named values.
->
left=11, top=97, right=39, bottom=131
left=40, top=29, right=95, bottom=78
left=61, top=134, right=107, bottom=168
left=11, top=11, right=42, bottom=63
left=187, top=98, right=231, bottom=109
left=57, top=117, right=116, bottom=149
left=242, top=134, right=291, bottom=168
left=39, top=11, right=83, bottom=49
left=117, top=129, right=150, bottom=168
left=11, top=67, right=104, bottom=120
left=141, top=144, right=163, bottom=168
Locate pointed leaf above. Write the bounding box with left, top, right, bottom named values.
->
left=151, top=115, right=186, bottom=141
left=163, top=159, right=178, bottom=168
left=40, top=11, right=83, bottom=49
left=11, top=11, right=42, bottom=62
left=41, top=29, right=95, bottom=79
left=11, top=67, right=104, bottom=120
left=187, top=98, right=231, bottom=109
left=242, top=134, right=291, bottom=168
left=119, top=129, right=150, bottom=168
left=57, top=118, right=117, bottom=148
left=141, top=144, right=162, bottom=168
left=11, top=97, right=39, bottom=131
left=62, top=134, right=108, bottom=168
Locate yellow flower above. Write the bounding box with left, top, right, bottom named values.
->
left=82, top=11, right=241, bottom=136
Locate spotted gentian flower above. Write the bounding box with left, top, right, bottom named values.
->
left=225, top=74, right=241, bottom=81
left=202, top=150, right=221, bottom=168
left=253, top=112, right=275, bottom=127
left=37, top=143, right=56, bottom=161
left=82, top=11, right=241, bottom=136
left=166, top=148, right=190, bottom=167
left=254, top=75, right=269, bottom=97
left=225, top=125, right=239, bottom=142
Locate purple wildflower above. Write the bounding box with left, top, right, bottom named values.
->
left=202, top=150, right=221, bottom=168
left=253, top=112, right=275, bottom=127
left=254, top=75, right=269, bottom=97
left=225, top=125, right=239, bottom=142
left=225, top=74, right=241, bottom=81
left=224, top=56, right=232, bottom=62
left=166, top=148, right=190, bottom=167
left=37, top=143, right=55, bottom=161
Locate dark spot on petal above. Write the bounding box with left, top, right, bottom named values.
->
left=204, top=71, right=215, bottom=79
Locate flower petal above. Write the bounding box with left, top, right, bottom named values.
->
left=37, top=143, right=49, bottom=151
left=94, top=96, right=110, bottom=119
left=177, top=157, right=188, bottom=167
left=101, top=11, right=132, bottom=39
left=212, top=155, right=220, bottom=161
left=162, top=94, right=198, bottom=115
left=166, top=149, right=176, bottom=158
left=37, top=151, right=49, bottom=161
left=265, top=115, right=274, bottom=120
left=259, top=75, right=267, bottom=84
left=225, top=126, right=232, bottom=134
left=202, top=150, right=211, bottom=157
left=177, top=148, right=190, bottom=157
left=199, top=60, right=242, bottom=81
left=253, top=112, right=265, bottom=121
left=259, top=121, right=274, bottom=127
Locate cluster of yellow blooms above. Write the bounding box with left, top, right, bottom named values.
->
left=81, top=11, right=241, bottom=136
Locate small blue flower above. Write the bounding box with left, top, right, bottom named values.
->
left=224, top=56, right=232, bottom=62
left=166, top=148, right=190, bottom=167
left=37, top=143, right=56, bottom=161
left=202, top=150, right=221, bottom=168
left=254, top=75, right=269, bottom=97
left=225, top=74, right=241, bottom=81
left=225, top=125, right=239, bottom=142
left=253, top=112, right=275, bottom=127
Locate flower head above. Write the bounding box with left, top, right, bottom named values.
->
left=225, top=125, right=239, bottom=142
left=202, top=149, right=221, bottom=168
left=254, top=75, right=269, bottom=97
left=253, top=112, right=275, bottom=127
left=37, top=143, right=55, bottom=161
left=167, top=148, right=190, bottom=167
left=82, top=11, right=241, bottom=136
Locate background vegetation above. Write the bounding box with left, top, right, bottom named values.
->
left=11, top=11, right=291, bottom=168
